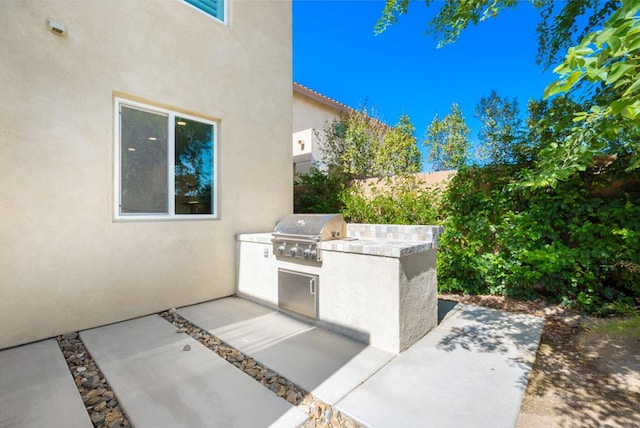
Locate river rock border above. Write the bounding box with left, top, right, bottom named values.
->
left=56, top=333, right=132, bottom=428
left=159, top=308, right=361, bottom=428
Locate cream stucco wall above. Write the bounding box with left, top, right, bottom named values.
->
left=292, top=128, right=319, bottom=175
left=292, top=91, right=342, bottom=134
left=292, top=89, right=344, bottom=172
left=0, top=0, right=292, bottom=349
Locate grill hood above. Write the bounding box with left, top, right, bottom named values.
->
left=272, top=214, right=346, bottom=241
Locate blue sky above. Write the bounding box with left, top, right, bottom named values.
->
left=293, top=0, right=559, bottom=170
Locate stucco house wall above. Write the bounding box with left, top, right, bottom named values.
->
left=0, top=0, right=292, bottom=349
left=293, top=84, right=345, bottom=134
left=292, top=83, right=346, bottom=174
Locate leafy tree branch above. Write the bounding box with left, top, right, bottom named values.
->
left=423, top=103, right=471, bottom=171
left=376, top=0, right=638, bottom=186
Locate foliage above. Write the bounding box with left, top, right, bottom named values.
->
left=375, top=0, right=638, bottom=187
left=341, top=174, right=444, bottom=225
left=322, top=108, right=383, bottom=179
left=602, top=298, right=640, bottom=316
left=440, top=161, right=640, bottom=311
left=337, top=159, right=640, bottom=313
left=311, top=0, right=640, bottom=311
left=423, top=103, right=471, bottom=170
left=536, top=0, right=619, bottom=69
left=541, top=0, right=640, bottom=186
left=375, top=0, right=614, bottom=67
left=375, top=114, right=423, bottom=176
left=501, top=95, right=597, bottom=189
left=525, top=96, right=585, bottom=156
left=375, top=0, right=521, bottom=46
left=293, top=167, right=344, bottom=214
left=322, top=109, right=421, bottom=180
left=474, top=90, right=525, bottom=164
left=587, top=311, right=640, bottom=337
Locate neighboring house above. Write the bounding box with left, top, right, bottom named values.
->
left=0, top=0, right=292, bottom=349
left=292, top=82, right=350, bottom=175
left=292, top=83, right=396, bottom=177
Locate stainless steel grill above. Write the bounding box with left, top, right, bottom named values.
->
left=272, top=214, right=346, bottom=262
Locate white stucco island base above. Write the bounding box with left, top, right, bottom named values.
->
left=236, top=224, right=444, bottom=354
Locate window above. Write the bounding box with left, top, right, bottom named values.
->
left=116, top=99, right=217, bottom=219
left=183, top=0, right=225, bottom=22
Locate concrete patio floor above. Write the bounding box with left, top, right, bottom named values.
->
left=0, top=339, right=93, bottom=428
left=0, top=297, right=544, bottom=428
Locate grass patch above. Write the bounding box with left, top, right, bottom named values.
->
left=587, top=315, right=640, bottom=338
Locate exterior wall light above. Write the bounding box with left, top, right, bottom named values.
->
left=47, top=18, right=66, bottom=36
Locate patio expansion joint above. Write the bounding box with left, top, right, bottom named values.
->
left=158, top=308, right=363, bottom=428
left=55, top=333, right=133, bottom=428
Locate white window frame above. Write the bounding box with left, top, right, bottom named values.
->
left=114, top=98, right=218, bottom=221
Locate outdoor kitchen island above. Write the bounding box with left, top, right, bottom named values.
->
left=236, top=221, right=444, bottom=354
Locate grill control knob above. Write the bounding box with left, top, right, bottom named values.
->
left=277, top=245, right=286, bottom=255
left=310, top=249, right=317, bottom=259
left=303, top=248, right=312, bottom=258
left=289, top=247, right=298, bottom=257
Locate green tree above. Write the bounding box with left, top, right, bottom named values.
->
left=423, top=103, right=470, bottom=171
left=375, top=0, right=639, bottom=186
left=322, top=108, right=385, bottom=179
left=535, top=0, right=620, bottom=69
left=524, top=95, right=585, bottom=160
left=526, top=96, right=584, bottom=146
left=375, top=0, right=615, bottom=65
left=375, top=114, right=422, bottom=176
left=322, top=108, right=421, bottom=179
left=474, top=90, right=524, bottom=165
left=541, top=0, right=640, bottom=183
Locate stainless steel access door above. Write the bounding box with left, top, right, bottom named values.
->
left=278, top=269, right=318, bottom=319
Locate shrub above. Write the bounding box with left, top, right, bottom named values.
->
left=438, top=162, right=640, bottom=311
left=341, top=174, right=443, bottom=225
left=338, top=161, right=640, bottom=312
left=296, top=158, right=640, bottom=312
left=293, top=167, right=344, bottom=214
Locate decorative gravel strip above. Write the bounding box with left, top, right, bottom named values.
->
left=56, top=333, right=132, bottom=428
left=159, top=308, right=361, bottom=428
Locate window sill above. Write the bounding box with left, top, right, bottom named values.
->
left=113, top=214, right=218, bottom=222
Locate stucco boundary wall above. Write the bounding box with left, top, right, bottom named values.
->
left=352, top=170, right=456, bottom=196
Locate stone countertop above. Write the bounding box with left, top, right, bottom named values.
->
left=321, top=238, right=437, bottom=258
left=235, top=232, right=272, bottom=244
left=236, top=233, right=438, bottom=258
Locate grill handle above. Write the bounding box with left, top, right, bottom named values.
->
left=309, top=277, right=316, bottom=296
left=272, top=233, right=321, bottom=242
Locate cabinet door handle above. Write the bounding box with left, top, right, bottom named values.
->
left=309, top=277, right=316, bottom=295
